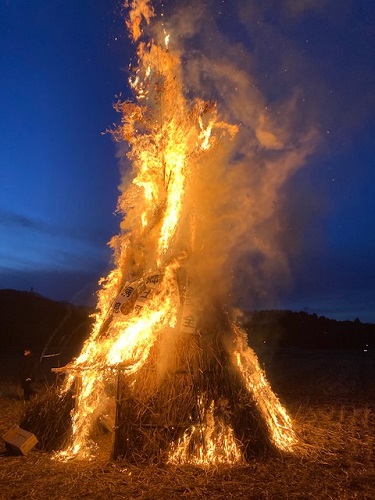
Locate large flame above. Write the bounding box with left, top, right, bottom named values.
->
left=230, top=324, right=298, bottom=451
left=56, top=1, right=301, bottom=463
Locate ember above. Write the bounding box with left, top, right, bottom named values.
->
left=54, top=0, right=300, bottom=464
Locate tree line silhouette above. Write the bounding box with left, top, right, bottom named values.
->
left=244, top=310, right=374, bottom=350
left=0, top=289, right=93, bottom=363
left=0, top=291, right=373, bottom=363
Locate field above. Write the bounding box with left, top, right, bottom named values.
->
left=0, top=349, right=374, bottom=499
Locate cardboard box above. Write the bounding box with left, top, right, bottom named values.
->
left=3, top=424, right=38, bottom=455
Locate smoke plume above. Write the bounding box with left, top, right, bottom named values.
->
left=113, top=0, right=319, bottom=310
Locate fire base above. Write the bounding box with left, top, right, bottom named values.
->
left=112, top=323, right=275, bottom=464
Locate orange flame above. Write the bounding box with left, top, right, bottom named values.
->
left=56, top=0, right=299, bottom=462
left=125, top=0, right=155, bottom=42
left=230, top=324, right=298, bottom=451
left=168, top=396, right=243, bottom=466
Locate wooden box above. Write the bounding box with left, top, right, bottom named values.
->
left=3, top=424, right=38, bottom=455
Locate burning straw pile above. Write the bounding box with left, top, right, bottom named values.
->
left=20, top=384, right=74, bottom=452
left=23, top=0, right=311, bottom=465
left=112, top=304, right=275, bottom=464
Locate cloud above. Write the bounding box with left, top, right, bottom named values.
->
left=0, top=208, right=113, bottom=276
left=0, top=209, right=48, bottom=232
left=0, top=207, right=115, bottom=248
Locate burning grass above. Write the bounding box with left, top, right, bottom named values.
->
left=109, top=320, right=290, bottom=465
left=0, top=377, right=374, bottom=499
left=41, top=316, right=297, bottom=464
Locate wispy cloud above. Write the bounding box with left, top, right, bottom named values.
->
left=0, top=208, right=112, bottom=274
left=0, top=209, right=49, bottom=231
left=0, top=207, right=115, bottom=247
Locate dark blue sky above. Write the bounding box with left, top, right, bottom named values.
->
left=1, top=0, right=375, bottom=322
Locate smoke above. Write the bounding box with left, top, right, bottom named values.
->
left=235, top=0, right=331, bottom=20
left=282, top=0, right=330, bottom=18
left=143, top=1, right=320, bottom=309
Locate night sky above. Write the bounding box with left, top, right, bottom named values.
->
left=1, top=0, right=375, bottom=323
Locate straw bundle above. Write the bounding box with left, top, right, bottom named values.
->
left=20, top=383, right=74, bottom=452
left=112, top=307, right=275, bottom=463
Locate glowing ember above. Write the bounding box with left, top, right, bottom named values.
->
left=54, top=0, right=300, bottom=463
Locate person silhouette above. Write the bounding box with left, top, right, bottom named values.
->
left=20, top=348, right=37, bottom=400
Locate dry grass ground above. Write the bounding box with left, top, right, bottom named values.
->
left=1, top=350, right=374, bottom=499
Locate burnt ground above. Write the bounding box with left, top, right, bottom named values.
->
left=0, top=349, right=374, bottom=499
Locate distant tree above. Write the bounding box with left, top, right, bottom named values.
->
left=243, top=309, right=374, bottom=350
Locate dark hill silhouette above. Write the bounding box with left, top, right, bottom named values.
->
left=0, top=290, right=373, bottom=381
left=244, top=310, right=374, bottom=350
left=1, top=291, right=374, bottom=355
left=0, top=289, right=93, bottom=363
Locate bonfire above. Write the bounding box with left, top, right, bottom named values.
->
left=48, top=0, right=299, bottom=465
